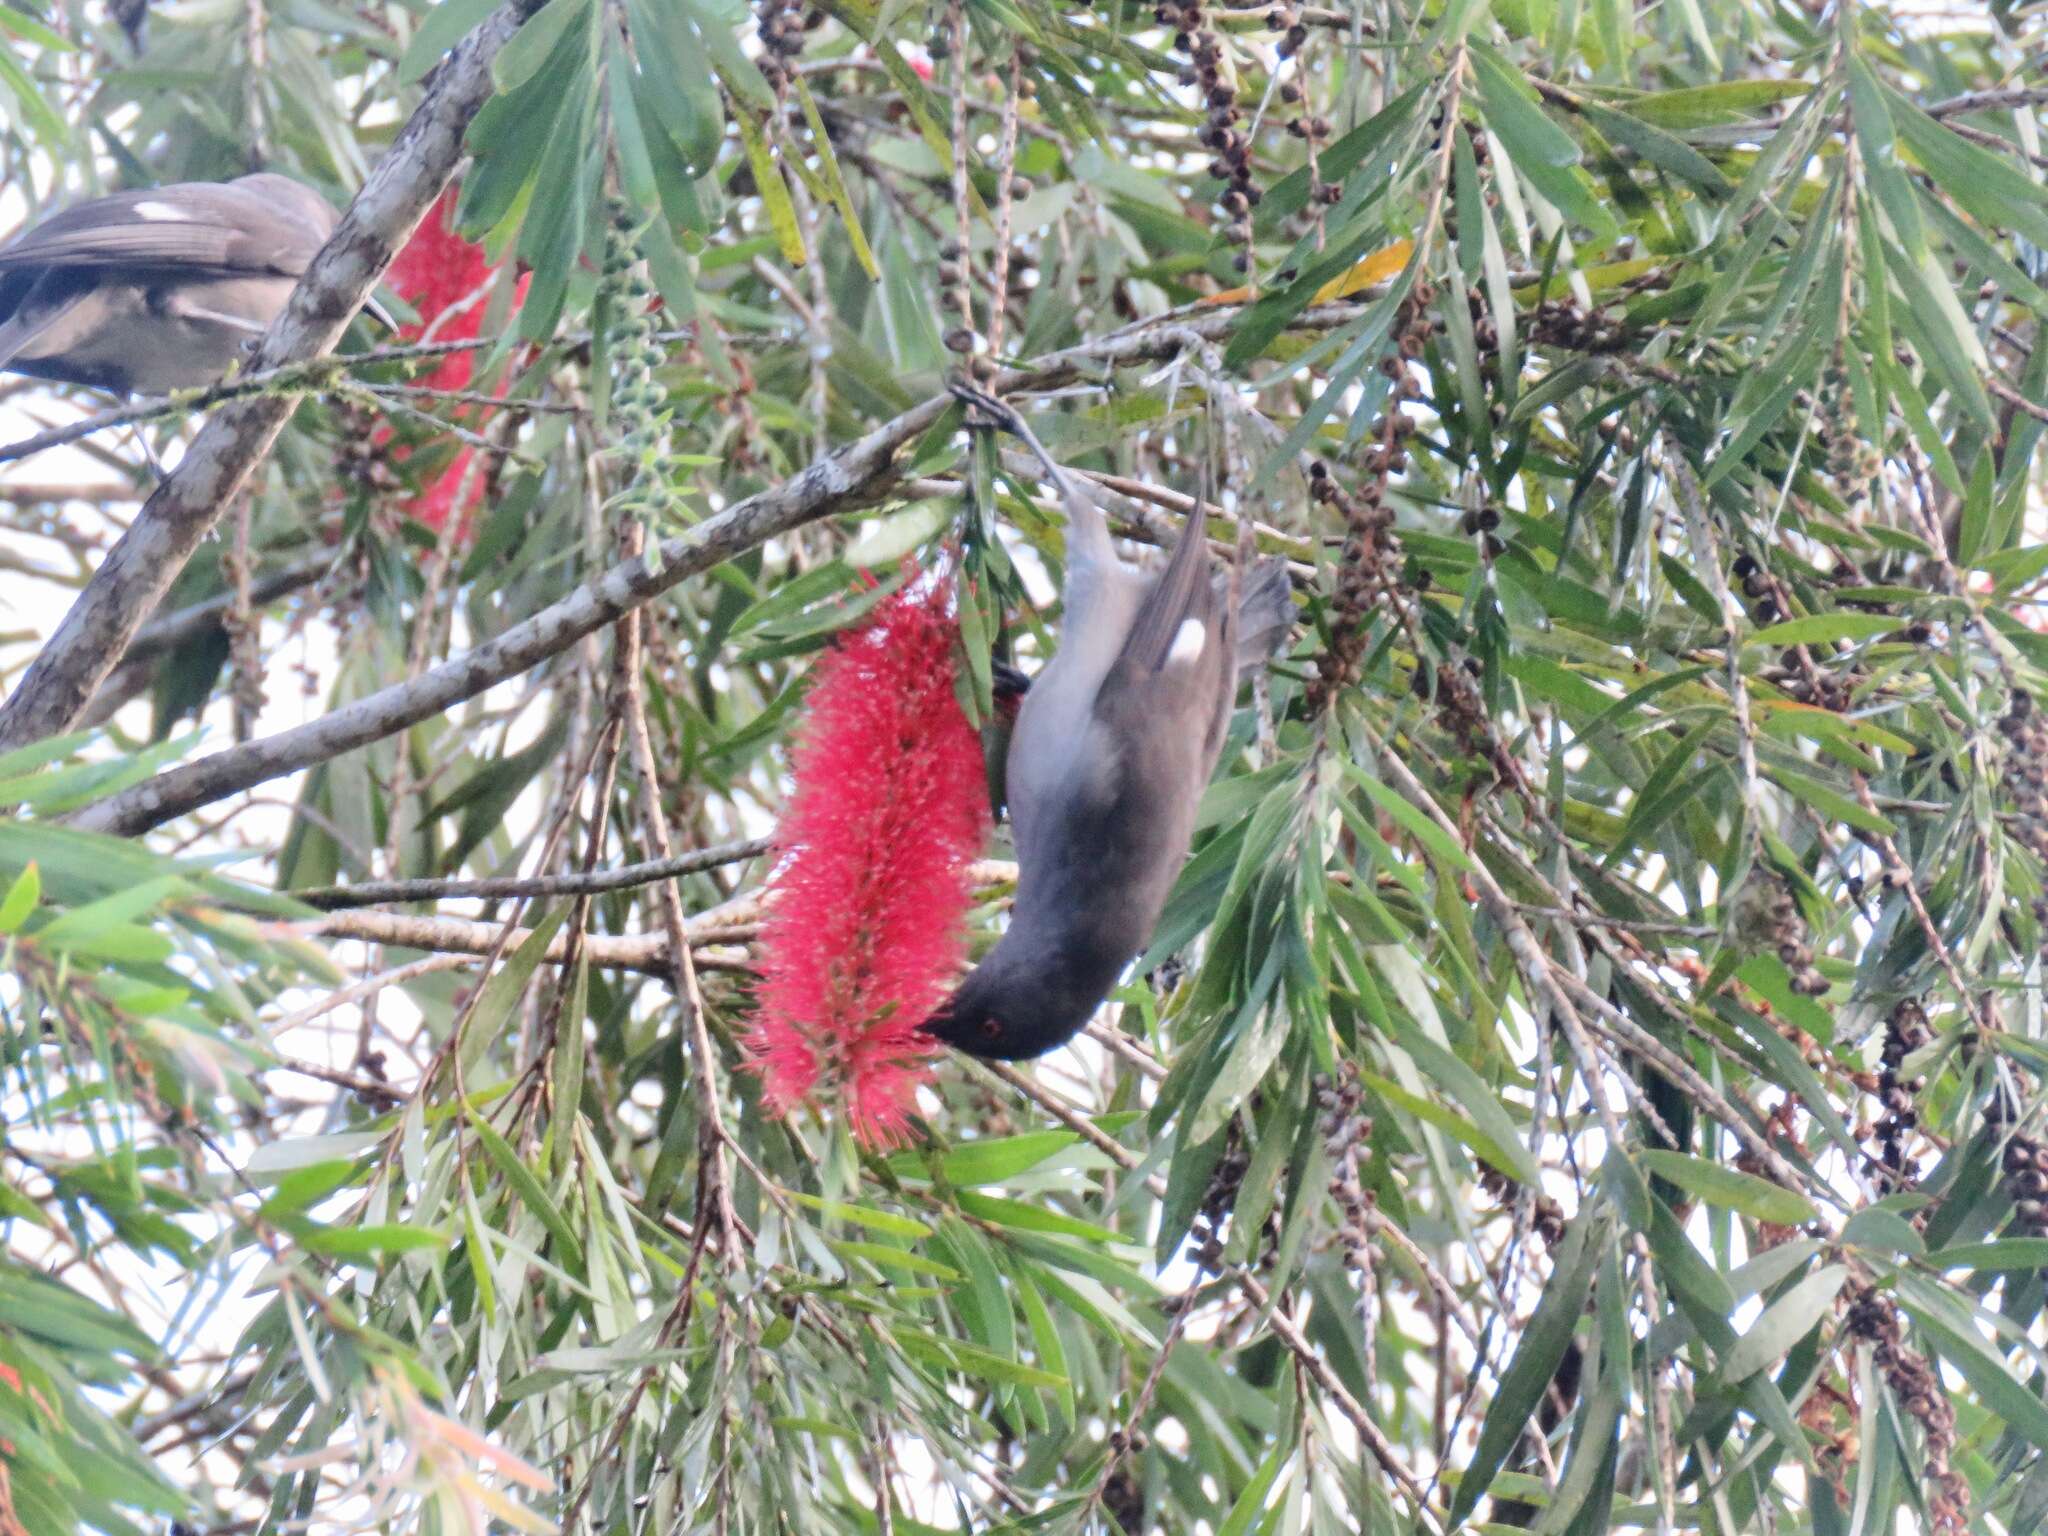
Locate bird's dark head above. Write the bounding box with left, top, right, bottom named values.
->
left=919, top=957, right=1098, bottom=1062
left=921, top=974, right=1021, bottom=1059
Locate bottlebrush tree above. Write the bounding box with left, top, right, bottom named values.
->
left=0, top=0, right=2043, bottom=1533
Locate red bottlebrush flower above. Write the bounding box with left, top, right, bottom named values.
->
left=746, top=580, right=992, bottom=1147
left=375, top=187, right=531, bottom=538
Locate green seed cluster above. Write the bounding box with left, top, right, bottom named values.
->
left=603, top=203, right=677, bottom=532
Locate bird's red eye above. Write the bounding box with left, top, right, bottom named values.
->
left=981, top=1018, right=1002, bottom=1040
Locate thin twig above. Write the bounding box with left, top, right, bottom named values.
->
left=294, top=836, right=772, bottom=908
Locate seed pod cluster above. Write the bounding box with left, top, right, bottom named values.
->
left=1529, top=293, right=1622, bottom=353
left=1729, top=551, right=1785, bottom=629
left=1842, top=1285, right=1968, bottom=1535
left=1990, top=1097, right=2048, bottom=1236
left=334, top=397, right=400, bottom=500
left=1415, top=657, right=1493, bottom=764
left=1759, top=640, right=1864, bottom=711
left=1319, top=1062, right=1374, bottom=1273
left=754, top=0, right=819, bottom=93
left=1165, top=0, right=1261, bottom=273
left=1997, top=690, right=2048, bottom=950
left=1463, top=283, right=1500, bottom=361
left=1304, top=287, right=1432, bottom=712
left=1187, top=1115, right=1249, bottom=1274
left=602, top=205, right=676, bottom=521
left=1101, top=1455, right=1146, bottom=1535
left=1439, top=126, right=1494, bottom=249
left=1751, top=874, right=1829, bottom=996
left=1870, top=1000, right=1932, bottom=1190
left=1816, top=362, right=1880, bottom=506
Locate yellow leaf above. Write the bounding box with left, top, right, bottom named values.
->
left=1200, top=238, right=1415, bottom=308
left=1311, top=238, right=1415, bottom=303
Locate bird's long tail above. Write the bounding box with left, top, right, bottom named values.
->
left=1235, top=557, right=1295, bottom=668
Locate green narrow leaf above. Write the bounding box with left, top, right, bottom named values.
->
left=466, top=1107, right=586, bottom=1271
left=0, top=862, right=39, bottom=933
left=458, top=907, right=569, bottom=1076
left=1718, top=1263, right=1845, bottom=1383
left=1636, top=1151, right=1818, bottom=1225
left=734, top=110, right=807, bottom=268
left=1450, top=1209, right=1607, bottom=1525
left=492, top=0, right=593, bottom=93
left=398, top=0, right=500, bottom=83
left=794, top=77, right=878, bottom=279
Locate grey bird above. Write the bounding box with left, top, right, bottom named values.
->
left=926, top=383, right=1293, bottom=1061
left=0, top=173, right=341, bottom=396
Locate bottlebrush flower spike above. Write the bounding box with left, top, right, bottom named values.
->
left=377, top=187, right=530, bottom=536
left=747, top=580, right=992, bottom=1147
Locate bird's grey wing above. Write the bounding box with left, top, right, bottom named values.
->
left=1089, top=500, right=1227, bottom=731
left=0, top=187, right=313, bottom=276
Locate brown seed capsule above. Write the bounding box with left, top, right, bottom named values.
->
left=943, top=327, right=976, bottom=354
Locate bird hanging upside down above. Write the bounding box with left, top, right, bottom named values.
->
left=0, top=173, right=343, bottom=396
left=924, top=382, right=1294, bottom=1061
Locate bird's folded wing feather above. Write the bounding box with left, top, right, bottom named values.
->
left=1088, top=504, right=1225, bottom=729
left=0, top=190, right=304, bottom=275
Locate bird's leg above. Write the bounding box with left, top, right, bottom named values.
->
left=113, top=391, right=167, bottom=481
left=948, top=379, right=1113, bottom=567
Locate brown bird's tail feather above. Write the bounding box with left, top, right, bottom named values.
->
left=1234, top=557, right=1294, bottom=669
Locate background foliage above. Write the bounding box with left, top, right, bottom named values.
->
left=1, top=0, right=2045, bottom=1531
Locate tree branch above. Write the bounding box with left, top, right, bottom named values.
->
left=69, top=299, right=1371, bottom=837
left=0, top=0, right=545, bottom=756
left=294, top=835, right=773, bottom=909
left=306, top=909, right=754, bottom=976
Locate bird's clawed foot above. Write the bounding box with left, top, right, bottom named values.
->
left=947, top=378, right=1021, bottom=434
left=991, top=659, right=1031, bottom=705
left=948, top=379, right=1065, bottom=484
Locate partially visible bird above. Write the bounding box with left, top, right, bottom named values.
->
left=925, top=382, right=1294, bottom=1061
left=0, top=173, right=342, bottom=396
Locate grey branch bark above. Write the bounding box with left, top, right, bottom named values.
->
left=0, top=0, right=542, bottom=756
left=72, top=396, right=955, bottom=834
left=74, top=559, right=330, bottom=731
left=123, top=558, right=332, bottom=665
left=68, top=298, right=1372, bottom=837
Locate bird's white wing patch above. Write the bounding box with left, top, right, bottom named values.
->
left=1166, top=617, right=1208, bottom=667
left=132, top=201, right=190, bottom=222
